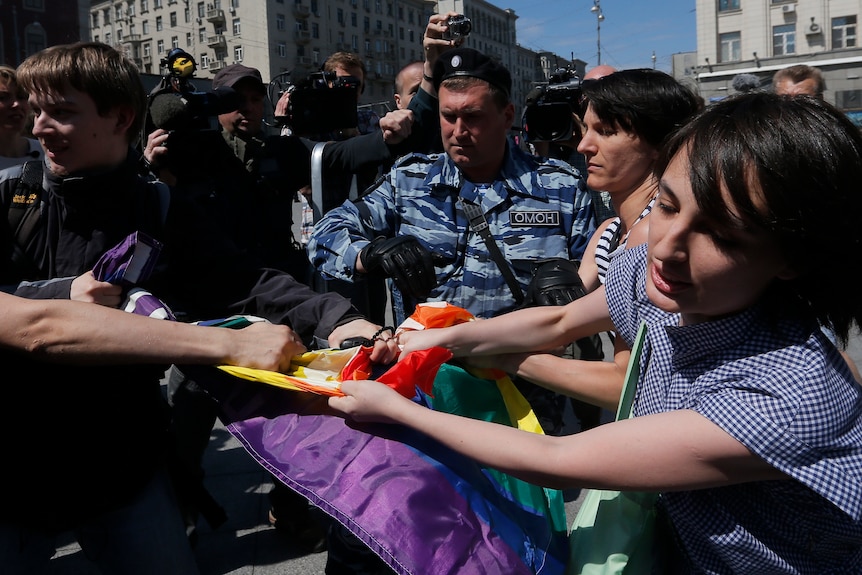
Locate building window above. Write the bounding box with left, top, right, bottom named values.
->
left=351, top=12, right=357, bottom=26
left=199, top=28, right=206, bottom=42
left=170, top=11, right=177, bottom=27
left=143, top=20, right=150, bottom=33
left=277, top=13, right=286, bottom=30
left=278, top=42, right=287, bottom=57
left=143, top=43, right=151, bottom=57
left=312, top=22, right=319, bottom=38
left=836, top=89, right=862, bottom=109
left=141, top=0, right=149, bottom=13
left=773, top=23, right=795, bottom=55
left=186, top=32, right=192, bottom=46
left=184, top=6, right=190, bottom=22
left=156, top=15, right=163, bottom=31
left=234, top=46, right=243, bottom=62
left=832, top=16, right=857, bottom=49
left=352, top=34, right=358, bottom=50
left=157, top=39, right=165, bottom=53
left=233, top=18, right=241, bottom=35
left=171, top=35, right=179, bottom=49
left=719, top=31, right=741, bottom=62
left=154, top=0, right=162, bottom=9
left=337, top=8, right=344, bottom=24
left=200, top=53, right=210, bottom=68
left=92, top=12, right=100, bottom=27
left=197, top=2, right=205, bottom=18
left=25, top=24, right=47, bottom=55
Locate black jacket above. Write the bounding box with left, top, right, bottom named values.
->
left=0, top=153, right=362, bottom=530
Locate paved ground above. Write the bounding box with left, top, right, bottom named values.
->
left=49, top=333, right=862, bottom=574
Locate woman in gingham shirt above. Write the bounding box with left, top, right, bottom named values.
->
left=331, top=93, right=862, bottom=573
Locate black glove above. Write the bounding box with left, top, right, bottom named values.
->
left=359, top=236, right=437, bottom=299
left=523, top=258, right=587, bottom=307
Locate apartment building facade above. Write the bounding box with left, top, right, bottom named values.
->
left=689, top=0, right=862, bottom=116
left=88, top=0, right=573, bottom=116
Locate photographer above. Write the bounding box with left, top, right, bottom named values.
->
left=142, top=60, right=378, bottom=552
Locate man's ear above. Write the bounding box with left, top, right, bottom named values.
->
left=114, top=105, right=137, bottom=136
left=503, top=102, right=515, bottom=128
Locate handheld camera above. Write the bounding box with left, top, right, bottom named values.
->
left=270, top=70, right=359, bottom=136
left=442, top=14, right=472, bottom=41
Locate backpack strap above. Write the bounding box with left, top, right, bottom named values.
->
left=8, top=161, right=44, bottom=273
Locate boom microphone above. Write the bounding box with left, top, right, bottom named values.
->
left=148, top=93, right=191, bottom=131
left=148, top=86, right=241, bottom=130
left=731, top=73, right=762, bottom=93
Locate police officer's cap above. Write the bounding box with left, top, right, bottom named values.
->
left=212, top=64, right=266, bottom=94
left=433, top=48, right=511, bottom=97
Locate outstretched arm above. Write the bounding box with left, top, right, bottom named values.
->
left=1, top=292, right=304, bottom=371
left=330, top=380, right=785, bottom=492
left=465, top=342, right=630, bottom=412
left=398, top=286, right=613, bottom=357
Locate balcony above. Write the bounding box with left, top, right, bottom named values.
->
left=293, top=4, right=310, bottom=18
left=206, top=34, right=227, bottom=49
left=294, top=29, right=311, bottom=44
left=142, top=54, right=153, bottom=65
left=209, top=59, right=228, bottom=72
left=296, top=55, right=313, bottom=67
left=206, top=8, right=225, bottom=23
left=124, top=34, right=143, bottom=44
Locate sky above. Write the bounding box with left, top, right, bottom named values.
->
left=494, top=0, right=697, bottom=73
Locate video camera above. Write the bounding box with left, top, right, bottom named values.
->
left=522, top=67, right=583, bottom=142
left=270, top=70, right=359, bottom=136
left=145, top=49, right=240, bottom=174
left=148, top=49, right=240, bottom=133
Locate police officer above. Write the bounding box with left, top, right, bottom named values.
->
left=308, top=46, right=597, bottom=575
left=308, top=47, right=596, bottom=325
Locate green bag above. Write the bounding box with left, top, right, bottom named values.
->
left=567, top=322, right=659, bottom=575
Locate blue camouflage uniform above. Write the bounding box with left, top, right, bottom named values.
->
left=309, top=138, right=596, bottom=322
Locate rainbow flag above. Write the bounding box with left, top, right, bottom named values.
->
left=192, top=304, right=569, bottom=575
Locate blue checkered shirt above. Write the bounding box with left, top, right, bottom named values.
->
left=605, top=243, right=862, bottom=573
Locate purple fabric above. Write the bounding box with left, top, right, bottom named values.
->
left=92, top=232, right=176, bottom=320
left=92, top=231, right=162, bottom=286
left=189, top=366, right=568, bottom=575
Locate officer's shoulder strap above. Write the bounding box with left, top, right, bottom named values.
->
left=392, top=151, right=436, bottom=169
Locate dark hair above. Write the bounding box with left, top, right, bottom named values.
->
left=17, top=41, right=146, bottom=144
left=656, top=92, right=862, bottom=343
left=580, top=68, right=702, bottom=149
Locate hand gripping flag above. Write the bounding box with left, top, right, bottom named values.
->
left=192, top=302, right=569, bottom=575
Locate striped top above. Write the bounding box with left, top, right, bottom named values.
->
left=594, top=196, right=655, bottom=284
